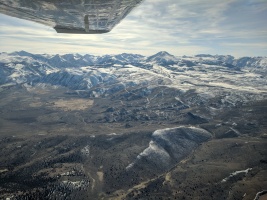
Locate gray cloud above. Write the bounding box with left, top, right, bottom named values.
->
left=0, top=0, right=267, bottom=57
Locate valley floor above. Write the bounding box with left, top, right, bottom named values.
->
left=0, top=85, right=266, bottom=200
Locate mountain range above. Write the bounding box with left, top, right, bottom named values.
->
left=1, top=50, right=266, bottom=99
left=0, top=51, right=267, bottom=200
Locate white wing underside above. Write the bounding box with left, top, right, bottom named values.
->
left=0, top=0, right=143, bottom=34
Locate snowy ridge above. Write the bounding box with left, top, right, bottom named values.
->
left=221, top=168, right=252, bottom=183
left=126, top=126, right=212, bottom=171
left=254, top=190, right=267, bottom=200
left=1, top=51, right=267, bottom=105
left=147, top=51, right=178, bottom=65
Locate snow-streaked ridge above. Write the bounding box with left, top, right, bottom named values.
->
left=1, top=51, right=266, bottom=106
left=126, top=126, right=212, bottom=171
left=221, top=168, right=252, bottom=183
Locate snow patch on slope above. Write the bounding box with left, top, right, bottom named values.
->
left=221, top=168, right=252, bottom=183
left=126, top=126, right=212, bottom=171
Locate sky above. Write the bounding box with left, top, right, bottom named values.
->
left=0, top=0, right=267, bottom=57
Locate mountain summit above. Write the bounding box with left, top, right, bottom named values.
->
left=147, top=51, right=178, bottom=65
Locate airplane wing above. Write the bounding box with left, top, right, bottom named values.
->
left=0, top=0, right=143, bottom=34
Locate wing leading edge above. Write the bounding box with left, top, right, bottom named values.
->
left=0, top=0, right=143, bottom=34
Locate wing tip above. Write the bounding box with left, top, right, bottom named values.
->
left=54, top=26, right=110, bottom=34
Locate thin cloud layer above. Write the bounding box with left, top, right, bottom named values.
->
left=0, top=0, right=267, bottom=57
